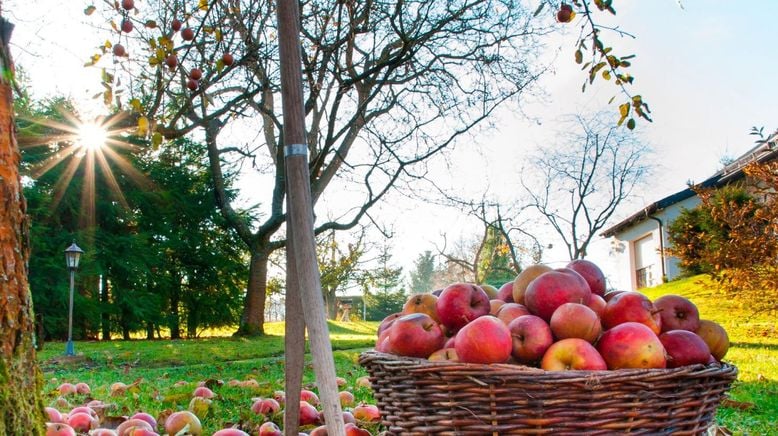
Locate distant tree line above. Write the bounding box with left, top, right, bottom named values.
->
left=20, top=97, right=247, bottom=341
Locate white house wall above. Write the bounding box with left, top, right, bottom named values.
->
left=606, top=195, right=701, bottom=291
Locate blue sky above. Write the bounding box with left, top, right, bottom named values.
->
left=6, top=0, right=778, bottom=281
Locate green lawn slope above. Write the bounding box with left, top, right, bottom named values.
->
left=641, top=275, right=778, bottom=433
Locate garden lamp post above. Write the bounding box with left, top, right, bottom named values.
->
left=64, top=241, right=83, bottom=356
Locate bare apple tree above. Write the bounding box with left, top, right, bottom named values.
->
left=85, top=0, right=552, bottom=335
left=523, top=113, right=652, bottom=260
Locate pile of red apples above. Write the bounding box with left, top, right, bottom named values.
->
left=45, top=380, right=378, bottom=436
left=376, top=260, right=730, bottom=371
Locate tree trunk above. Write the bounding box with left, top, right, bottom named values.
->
left=100, top=274, right=110, bottom=341
left=146, top=322, right=154, bottom=340
left=169, top=274, right=181, bottom=339
left=324, top=287, right=337, bottom=320
left=234, top=249, right=268, bottom=336
left=0, top=15, right=47, bottom=435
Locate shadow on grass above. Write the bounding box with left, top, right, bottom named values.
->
left=325, top=320, right=375, bottom=335
left=731, top=341, right=778, bottom=351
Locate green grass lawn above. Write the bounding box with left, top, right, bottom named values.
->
left=38, top=321, right=380, bottom=434
left=641, top=275, right=778, bottom=434
left=38, top=283, right=777, bottom=434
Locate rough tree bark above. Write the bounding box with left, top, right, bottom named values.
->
left=0, top=13, right=47, bottom=435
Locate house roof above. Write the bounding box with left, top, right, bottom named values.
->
left=601, top=132, right=778, bottom=238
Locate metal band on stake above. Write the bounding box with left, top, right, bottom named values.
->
left=284, top=143, right=308, bottom=158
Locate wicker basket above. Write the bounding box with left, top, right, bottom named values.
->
left=359, top=350, right=737, bottom=435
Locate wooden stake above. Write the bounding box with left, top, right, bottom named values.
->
left=283, top=226, right=304, bottom=436
left=277, top=0, right=345, bottom=434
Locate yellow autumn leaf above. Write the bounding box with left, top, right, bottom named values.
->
left=151, top=132, right=163, bottom=150
left=129, top=98, right=142, bottom=112
left=199, top=0, right=208, bottom=11
left=84, top=5, right=96, bottom=16
left=137, top=116, right=149, bottom=136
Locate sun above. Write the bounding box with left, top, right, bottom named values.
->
left=77, top=122, right=108, bottom=151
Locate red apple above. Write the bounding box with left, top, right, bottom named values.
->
left=602, top=291, right=662, bottom=334
left=603, top=290, right=626, bottom=302
left=339, top=390, right=355, bottom=407
left=45, top=406, right=64, bottom=423
left=354, top=376, right=371, bottom=389
left=45, top=423, right=76, bottom=436
left=309, top=426, right=328, bottom=436
left=385, top=313, right=445, bottom=358
left=189, top=68, right=203, bottom=81
left=586, top=294, right=606, bottom=318
left=171, top=19, right=182, bottom=32
left=210, top=429, right=248, bottom=436
left=222, top=53, right=235, bottom=66
left=121, top=19, right=133, bottom=33
left=187, top=79, right=199, bottom=91
left=344, top=423, right=371, bottom=436
left=497, top=281, right=514, bottom=303
left=377, top=312, right=402, bottom=336
left=479, top=283, right=499, bottom=299
left=507, top=315, right=554, bottom=365
left=165, top=54, right=178, bottom=70
left=252, top=398, right=281, bottom=415
left=258, top=422, right=282, bottom=436
left=192, top=386, right=214, bottom=399
left=402, top=293, right=439, bottom=322
left=112, top=44, right=126, bottom=57
left=427, top=347, right=458, bottom=361
left=495, top=302, right=531, bottom=325
left=353, top=404, right=380, bottom=422
left=524, top=268, right=591, bottom=321
left=164, top=411, right=202, bottom=436
left=342, top=411, right=357, bottom=425
left=653, top=294, right=700, bottom=332
left=58, top=383, right=77, bottom=396
left=66, top=412, right=96, bottom=433
left=91, top=429, right=119, bottom=436
left=374, top=327, right=393, bottom=353
left=695, top=319, right=730, bottom=361
left=557, top=8, right=573, bottom=23
left=116, top=419, right=154, bottom=436
left=455, top=316, right=512, bottom=364
left=566, top=259, right=606, bottom=296
left=659, top=330, right=711, bottom=368
left=68, top=406, right=96, bottom=420
left=181, top=28, right=195, bottom=41
left=597, top=322, right=666, bottom=370
left=550, top=303, right=602, bottom=343
left=299, top=400, right=321, bottom=426
left=541, top=338, right=607, bottom=371
left=489, top=299, right=505, bottom=315
left=436, top=283, right=490, bottom=332
left=512, top=264, right=552, bottom=304
left=300, top=389, right=320, bottom=405
left=121, top=0, right=135, bottom=10
left=130, top=412, right=157, bottom=429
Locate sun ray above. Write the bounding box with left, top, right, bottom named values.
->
left=94, top=148, right=129, bottom=209
left=32, top=144, right=80, bottom=179
left=80, top=151, right=96, bottom=230
left=22, top=105, right=153, bottom=233
left=50, top=153, right=84, bottom=212
left=100, top=145, right=154, bottom=190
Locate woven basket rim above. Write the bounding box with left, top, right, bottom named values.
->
left=359, top=349, right=738, bottom=380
